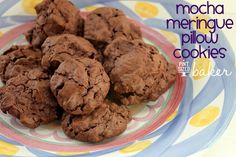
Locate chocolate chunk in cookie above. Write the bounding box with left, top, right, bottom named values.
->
left=50, top=58, right=110, bottom=115
left=61, top=100, right=131, bottom=142
left=84, top=7, right=142, bottom=51
left=41, top=34, right=102, bottom=72
left=25, top=0, right=84, bottom=47
left=0, top=69, right=59, bottom=128
left=0, top=45, right=42, bottom=83
left=103, top=38, right=177, bottom=105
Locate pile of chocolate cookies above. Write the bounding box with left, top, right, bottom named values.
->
left=0, top=0, right=177, bottom=143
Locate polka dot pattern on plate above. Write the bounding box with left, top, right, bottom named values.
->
left=190, top=106, right=220, bottom=127
left=119, top=140, right=152, bottom=154
left=135, top=2, right=159, bottom=18
left=160, top=30, right=178, bottom=44
left=166, top=111, right=177, bottom=122
left=21, top=0, right=43, bottom=15
left=0, top=140, right=19, bottom=156
left=85, top=6, right=98, bottom=11
left=57, top=151, right=89, bottom=156
left=192, top=14, right=212, bottom=34
left=192, top=58, right=212, bottom=80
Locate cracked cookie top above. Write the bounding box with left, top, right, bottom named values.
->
left=0, top=45, right=42, bottom=83
left=61, top=100, right=131, bottom=142
left=41, top=34, right=102, bottom=73
left=50, top=58, right=110, bottom=115
left=25, top=0, right=84, bottom=47
left=103, top=38, right=177, bottom=105
left=0, top=68, right=59, bottom=128
left=84, top=7, right=142, bottom=51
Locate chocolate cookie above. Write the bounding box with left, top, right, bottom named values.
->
left=0, top=69, right=59, bottom=128
left=0, top=45, right=42, bottom=83
left=50, top=58, right=110, bottom=115
left=25, top=0, right=83, bottom=47
left=103, top=38, right=177, bottom=105
left=84, top=7, right=142, bottom=51
left=61, top=100, right=131, bottom=142
left=41, top=34, right=102, bottom=72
